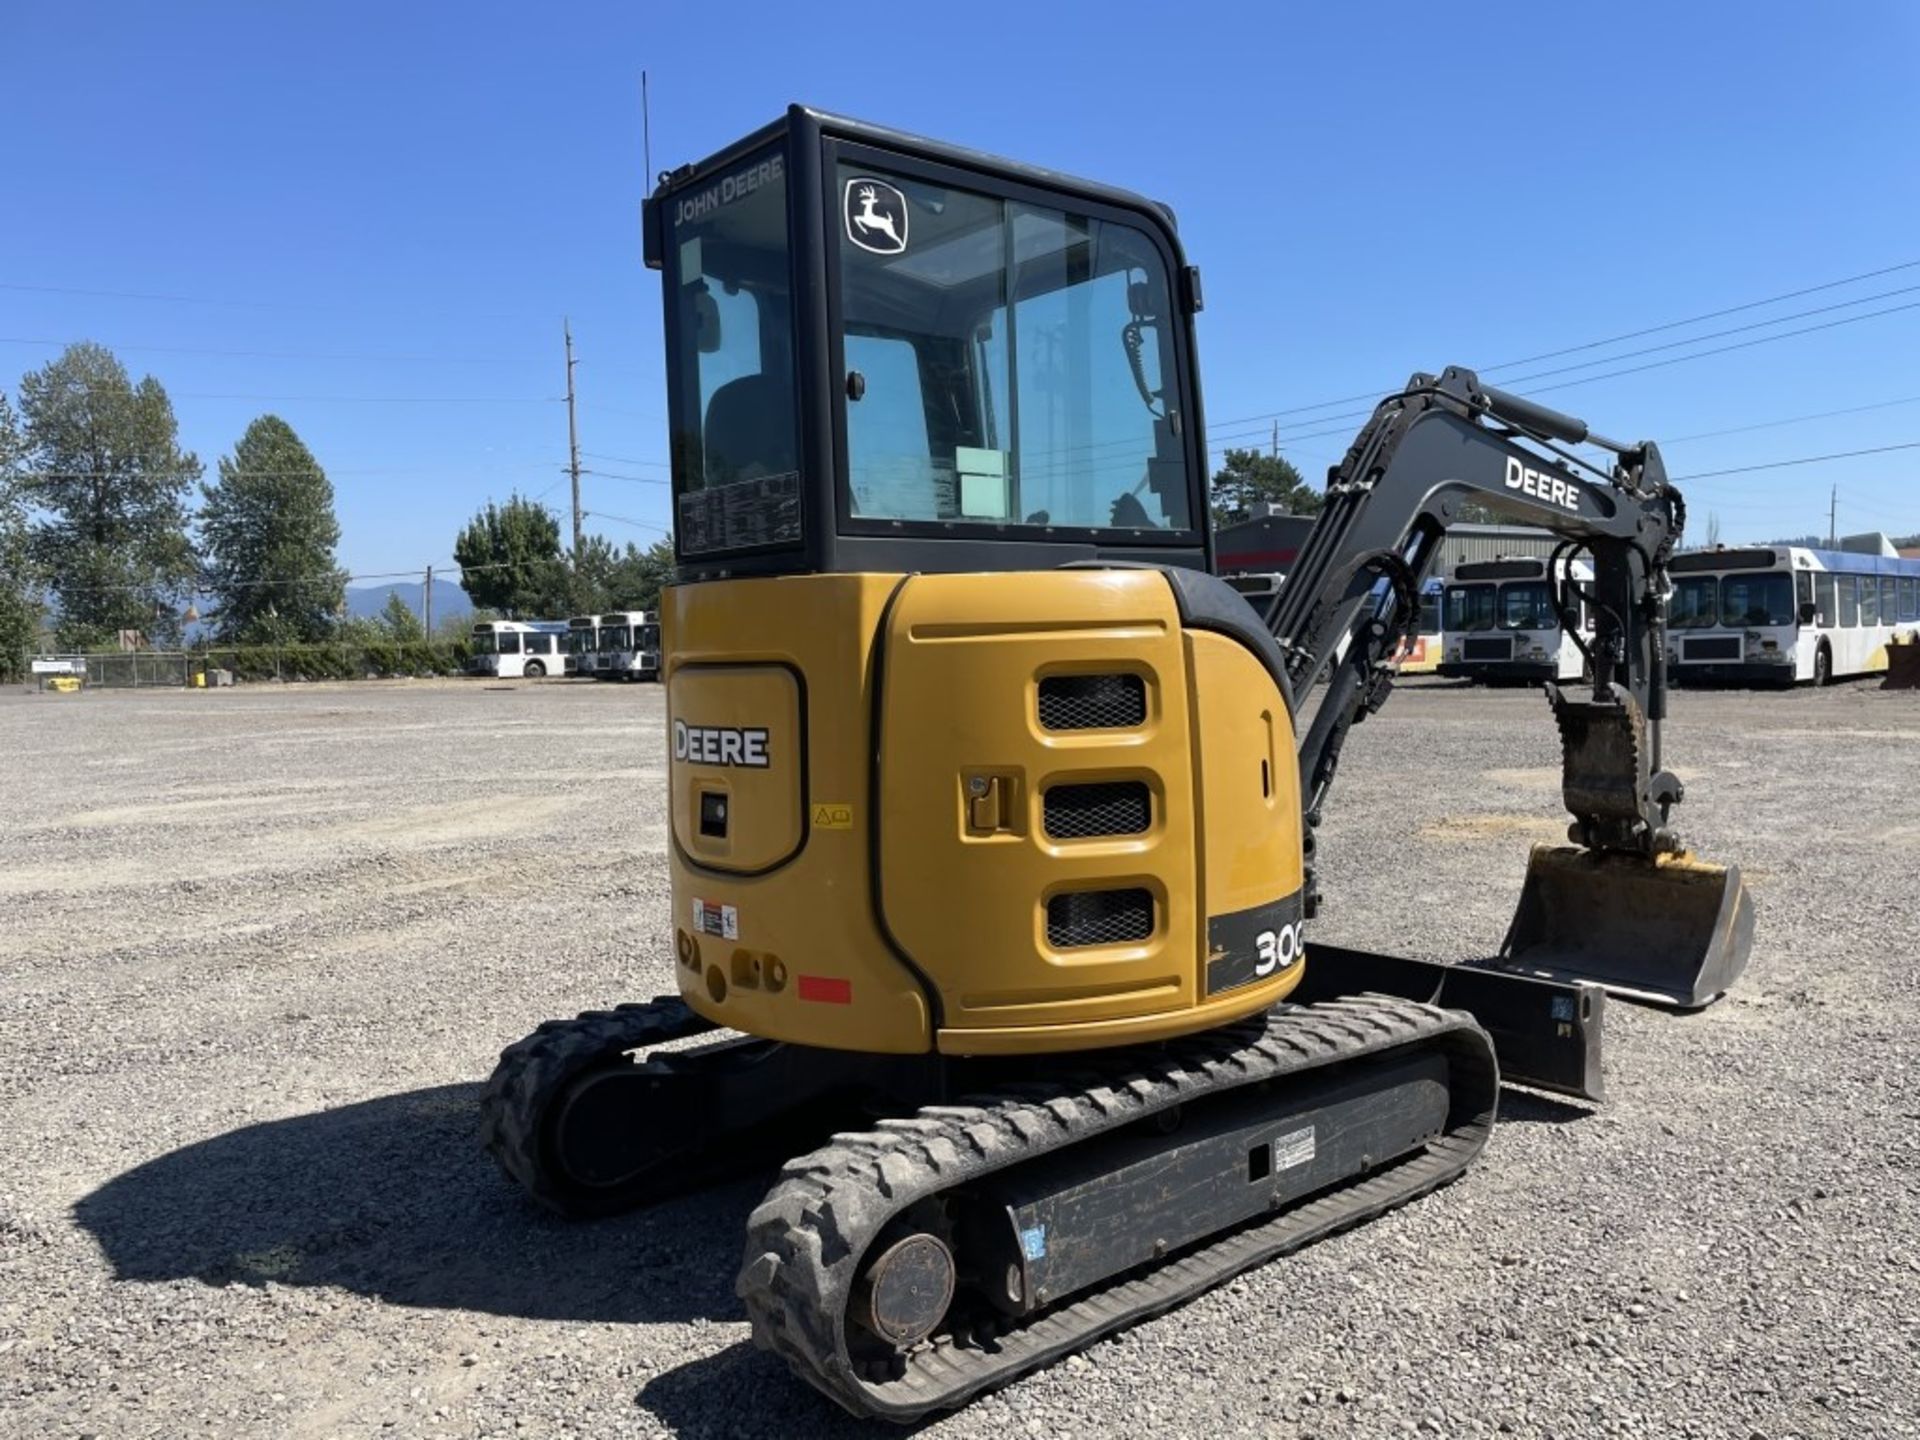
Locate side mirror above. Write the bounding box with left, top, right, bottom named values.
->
left=1798, top=601, right=1817, bottom=625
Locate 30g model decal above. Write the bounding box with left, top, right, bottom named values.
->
left=1206, top=890, right=1307, bottom=996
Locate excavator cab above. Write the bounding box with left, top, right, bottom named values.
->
left=643, top=107, right=1212, bottom=581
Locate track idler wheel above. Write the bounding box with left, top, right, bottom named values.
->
left=850, top=1231, right=957, bottom=1351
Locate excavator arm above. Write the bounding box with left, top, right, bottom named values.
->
left=1273, top=366, right=1751, bottom=1011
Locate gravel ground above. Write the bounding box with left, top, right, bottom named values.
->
left=1, top=675, right=1916, bottom=1440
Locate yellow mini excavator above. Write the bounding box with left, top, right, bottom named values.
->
left=482, top=108, right=1753, bottom=1421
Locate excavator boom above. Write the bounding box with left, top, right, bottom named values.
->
left=1270, top=366, right=1752, bottom=1007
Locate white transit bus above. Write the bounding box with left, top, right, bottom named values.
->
left=595, top=610, right=662, bottom=681
left=467, top=620, right=568, bottom=679
left=1668, top=544, right=1920, bottom=686
left=565, top=614, right=601, bottom=677
left=1439, top=557, right=1594, bottom=683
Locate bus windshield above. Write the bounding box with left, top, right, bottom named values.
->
left=470, top=630, right=496, bottom=654
left=1445, top=584, right=1497, bottom=632
left=1670, top=577, right=1719, bottom=629
left=599, top=626, right=630, bottom=651
left=1498, top=582, right=1555, bottom=630
left=1721, top=572, right=1795, bottom=627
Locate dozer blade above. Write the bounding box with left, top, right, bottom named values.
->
left=1884, top=640, right=1920, bottom=689
left=1494, top=844, right=1753, bottom=1009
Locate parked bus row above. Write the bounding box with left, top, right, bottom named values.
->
left=468, top=613, right=661, bottom=681
left=1436, top=546, right=1920, bottom=689
left=1231, top=543, right=1917, bottom=694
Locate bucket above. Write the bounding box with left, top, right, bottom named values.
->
left=1497, top=845, right=1753, bottom=1009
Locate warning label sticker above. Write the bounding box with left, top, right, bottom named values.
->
left=1274, top=1125, right=1316, bottom=1171
left=691, top=898, right=738, bottom=941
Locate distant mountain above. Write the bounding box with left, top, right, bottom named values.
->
left=344, top=577, right=471, bottom=623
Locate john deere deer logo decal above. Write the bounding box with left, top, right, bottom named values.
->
left=844, top=178, right=909, bottom=255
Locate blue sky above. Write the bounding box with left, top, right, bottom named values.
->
left=3, top=1, right=1916, bottom=576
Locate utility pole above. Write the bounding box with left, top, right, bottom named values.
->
left=1828, top=484, right=1837, bottom=548
left=423, top=564, right=434, bottom=637
left=1271, top=420, right=1278, bottom=460
left=565, top=320, right=584, bottom=567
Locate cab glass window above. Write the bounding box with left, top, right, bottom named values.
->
left=837, top=163, right=1190, bottom=534
left=667, top=143, right=802, bottom=555
left=498, top=631, right=522, bottom=655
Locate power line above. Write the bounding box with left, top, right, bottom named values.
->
left=38, top=559, right=530, bottom=598
left=1470, top=283, right=1920, bottom=391
left=585, top=508, right=671, bottom=534
left=0, top=334, right=500, bottom=365
left=1475, top=258, right=1920, bottom=373
left=582, top=467, right=669, bottom=486
left=0, top=281, right=290, bottom=309
left=20, top=463, right=564, bottom=481
left=1664, top=393, right=1920, bottom=444
left=1672, top=440, right=1920, bottom=482
left=1206, top=292, right=1920, bottom=453
left=579, top=449, right=669, bottom=469
left=1518, top=299, right=1920, bottom=397
left=1203, top=256, right=1920, bottom=433
left=173, top=391, right=557, bottom=405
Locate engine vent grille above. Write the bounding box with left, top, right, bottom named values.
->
left=1037, top=673, right=1145, bottom=731
left=1463, top=636, right=1512, bottom=662
left=1043, top=782, right=1151, bottom=840
left=1046, top=888, right=1154, bottom=949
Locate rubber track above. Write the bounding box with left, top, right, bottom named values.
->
left=480, top=996, right=716, bottom=1215
left=737, top=995, right=1497, bottom=1421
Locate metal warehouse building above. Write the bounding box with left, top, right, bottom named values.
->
left=1215, top=509, right=1558, bottom=578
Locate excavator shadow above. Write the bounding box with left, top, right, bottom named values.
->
left=72, top=1082, right=755, bottom=1325
left=1496, top=1087, right=1589, bottom=1125
left=638, top=1342, right=940, bottom=1439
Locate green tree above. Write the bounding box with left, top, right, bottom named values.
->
left=379, top=589, right=425, bottom=641
left=604, top=537, right=676, bottom=611
left=18, top=343, right=200, bottom=648
left=1209, top=449, right=1322, bottom=526
left=198, top=415, right=346, bottom=643
left=0, top=393, right=41, bottom=680
left=452, top=494, right=568, bottom=618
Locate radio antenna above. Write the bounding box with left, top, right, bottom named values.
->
left=641, top=70, right=654, bottom=184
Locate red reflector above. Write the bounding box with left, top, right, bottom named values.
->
left=797, top=974, right=853, bottom=1004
